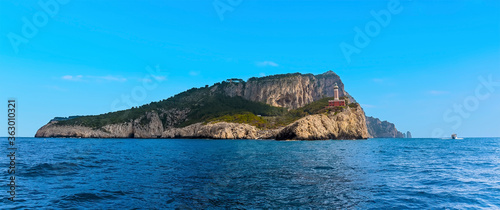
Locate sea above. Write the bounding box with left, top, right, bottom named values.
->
left=1, top=137, right=499, bottom=209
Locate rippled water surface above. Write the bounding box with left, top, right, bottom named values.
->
left=1, top=137, right=499, bottom=209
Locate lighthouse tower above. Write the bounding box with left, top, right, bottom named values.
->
left=334, top=83, right=339, bottom=100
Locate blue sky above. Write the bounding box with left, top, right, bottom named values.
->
left=1, top=0, right=499, bottom=137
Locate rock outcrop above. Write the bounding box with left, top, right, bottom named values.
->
left=35, top=112, right=163, bottom=138
left=161, top=122, right=259, bottom=139
left=365, top=116, right=404, bottom=138
left=276, top=106, right=369, bottom=140
left=35, top=121, right=117, bottom=138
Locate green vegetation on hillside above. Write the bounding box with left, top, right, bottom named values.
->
left=205, top=97, right=355, bottom=129
left=56, top=89, right=288, bottom=129
left=265, top=97, right=347, bottom=127
left=177, top=94, right=287, bottom=127
left=207, top=112, right=268, bottom=128
left=248, top=72, right=314, bottom=82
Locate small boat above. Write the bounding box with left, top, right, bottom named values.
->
left=451, top=134, right=458, bottom=139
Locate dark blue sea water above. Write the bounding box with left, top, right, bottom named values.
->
left=1, top=137, right=499, bottom=209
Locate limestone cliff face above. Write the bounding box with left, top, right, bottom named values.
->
left=276, top=106, right=369, bottom=140
left=161, top=122, right=259, bottom=139
left=35, top=111, right=165, bottom=138
left=216, top=71, right=352, bottom=110
left=131, top=111, right=163, bottom=138
left=365, top=116, right=404, bottom=138
left=35, top=122, right=117, bottom=138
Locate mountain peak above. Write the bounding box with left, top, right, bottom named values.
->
left=320, top=70, right=337, bottom=76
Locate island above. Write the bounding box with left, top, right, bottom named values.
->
left=35, top=71, right=404, bottom=140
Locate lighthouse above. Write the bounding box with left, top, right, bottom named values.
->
left=334, top=83, right=339, bottom=100
left=327, top=82, right=346, bottom=108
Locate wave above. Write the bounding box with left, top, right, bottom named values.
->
left=22, top=162, right=80, bottom=177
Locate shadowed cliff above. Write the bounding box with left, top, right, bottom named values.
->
left=366, top=116, right=404, bottom=138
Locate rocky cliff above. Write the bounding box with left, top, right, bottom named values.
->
left=275, top=106, right=369, bottom=140
left=35, top=71, right=375, bottom=140
left=36, top=111, right=165, bottom=138
left=365, top=116, right=404, bottom=138
left=215, top=71, right=353, bottom=109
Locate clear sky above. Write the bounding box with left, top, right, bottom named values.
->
left=1, top=0, right=499, bottom=137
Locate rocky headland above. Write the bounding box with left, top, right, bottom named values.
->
left=36, top=71, right=401, bottom=140
left=365, top=116, right=405, bottom=138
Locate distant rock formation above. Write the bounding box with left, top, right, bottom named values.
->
left=406, top=131, right=412, bottom=138
left=365, top=116, right=404, bottom=138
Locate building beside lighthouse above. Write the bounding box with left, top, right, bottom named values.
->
left=327, top=83, right=346, bottom=108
